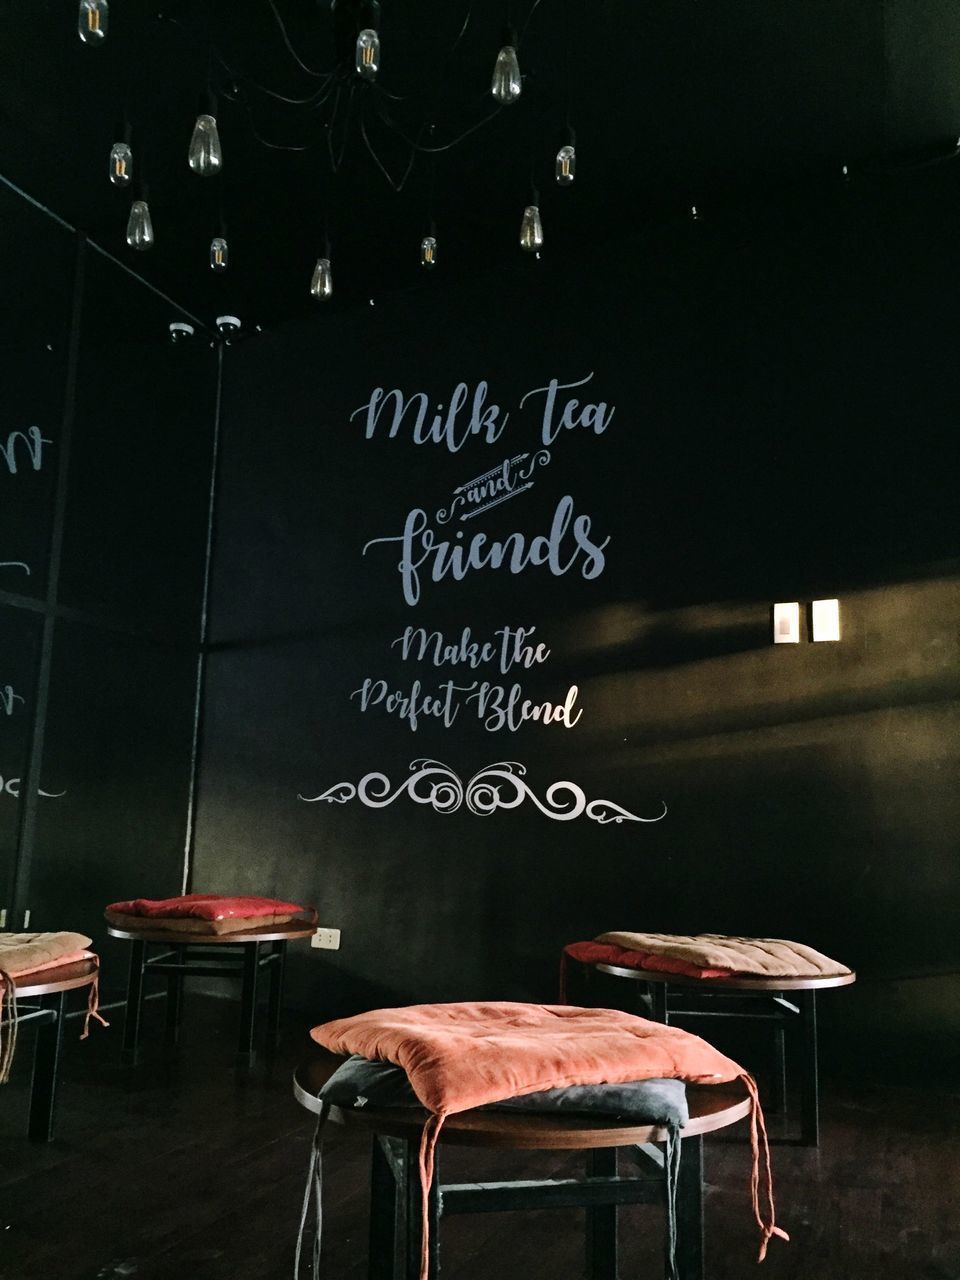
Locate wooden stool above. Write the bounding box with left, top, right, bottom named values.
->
left=5, top=958, right=99, bottom=1142
left=569, top=956, right=855, bottom=1147
left=293, top=1053, right=752, bottom=1280
left=107, top=920, right=314, bottom=1067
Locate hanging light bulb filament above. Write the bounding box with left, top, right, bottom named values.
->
left=188, top=113, right=223, bottom=177
left=556, top=143, right=576, bottom=185
left=491, top=42, right=521, bottom=104
left=126, top=199, right=154, bottom=251
left=78, top=0, right=108, bottom=44
left=210, top=236, right=228, bottom=272
left=109, top=141, right=133, bottom=186
left=520, top=204, right=543, bottom=253
left=356, top=29, right=381, bottom=79
left=310, top=256, right=333, bottom=300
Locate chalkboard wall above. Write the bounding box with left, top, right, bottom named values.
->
left=0, top=182, right=216, bottom=981
left=192, top=184, right=960, bottom=1055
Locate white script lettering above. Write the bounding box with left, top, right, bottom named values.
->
left=363, top=495, right=609, bottom=606
left=350, top=382, right=508, bottom=452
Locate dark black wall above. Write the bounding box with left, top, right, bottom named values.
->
left=193, top=177, right=960, bottom=1054
left=0, top=184, right=216, bottom=986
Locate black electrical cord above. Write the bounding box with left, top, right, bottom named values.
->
left=264, top=0, right=328, bottom=78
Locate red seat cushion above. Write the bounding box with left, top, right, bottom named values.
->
left=563, top=940, right=732, bottom=980
left=106, top=893, right=306, bottom=921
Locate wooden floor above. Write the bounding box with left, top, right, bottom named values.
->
left=1, top=994, right=959, bottom=1280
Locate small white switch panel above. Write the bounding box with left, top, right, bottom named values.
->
left=312, top=927, right=341, bottom=950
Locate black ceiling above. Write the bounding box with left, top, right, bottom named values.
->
left=3, top=1, right=960, bottom=330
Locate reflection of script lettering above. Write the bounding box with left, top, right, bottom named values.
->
left=1, top=426, right=51, bottom=474
left=1, top=685, right=25, bottom=715
left=0, top=776, right=66, bottom=799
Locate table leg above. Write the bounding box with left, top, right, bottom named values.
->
left=266, top=940, right=287, bottom=1050
left=165, top=947, right=185, bottom=1047
left=674, top=1135, right=704, bottom=1280
left=771, top=1020, right=787, bottom=1115
left=236, top=941, right=260, bottom=1067
left=370, top=1136, right=399, bottom=1280
left=121, top=938, right=147, bottom=1066
left=637, top=982, right=655, bottom=1018
left=28, top=991, right=66, bottom=1142
left=799, top=990, right=819, bottom=1147
left=585, top=1147, right=618, bottom=1280
left=652, top=983, right=669, bottom=1024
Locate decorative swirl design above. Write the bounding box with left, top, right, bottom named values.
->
left=516, top=448, right=552, bottom=481
left=300, top=759, right=666, bottom=825
left=435, top=493, right=466, bottom=525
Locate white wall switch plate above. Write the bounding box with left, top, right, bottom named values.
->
left=811, top=598, right=841, bottom=642
left=312, top=927, right=341, bottom=950
left=773, top=602, right=800, bottom=644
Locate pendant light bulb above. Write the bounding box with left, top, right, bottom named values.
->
left=78, top=0, right=108, bottom=44
left=356, top=28, right=380, bottom=79
left=310, top=257, right=333, bottom=301
left=109, top=141, right=132, bottom=187
left=555, top=143, right=576, bottom=186
left=188, top=114, right=223, bottom=177
left=126, top=199, right=154, bottom=251
left=491, top=44, right=521, bottom=104
left=420, top=235, right=437, bottom=269
left=519, top=204, right=543, bottom=253
left=210, top=236, right=229, bottom=273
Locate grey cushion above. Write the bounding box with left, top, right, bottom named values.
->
left=320, top=1054, right=688, bottom=1126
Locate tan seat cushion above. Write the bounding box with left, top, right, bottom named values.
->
left=596, top=931, right=851, bottom=979
left=0, top=931, right=93, bottom=976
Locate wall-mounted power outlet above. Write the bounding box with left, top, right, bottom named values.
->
left=311, top=926, right=341, bottom=950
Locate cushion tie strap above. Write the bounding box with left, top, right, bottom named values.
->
left=663, top=1123, right=682, bottom=1280
left=0, top=970, right=18, bottom=1084
left=294, top=1101, right=328, bottom=1277
left=81, top=955, right=110, bottom=1040
left=741, top=1073, right=790, bottom=1261
left=417, top=1111, right=447, bottom=1280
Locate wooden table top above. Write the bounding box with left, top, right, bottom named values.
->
left=12, top=958, right=99, bottom=998
left=292, top=1052, right=751, bottom=1150
left=106, top=919, right=316, bottom=945
left=594, top=962, right=857, bottom=992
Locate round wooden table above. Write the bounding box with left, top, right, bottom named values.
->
left=575, top=956, right=856, bottom=1146
left=293, top=1051, right=752, bottom=1280
left=107, top=919, right=315, bottom=1066
left=8, top=958, right=99, bottom=1142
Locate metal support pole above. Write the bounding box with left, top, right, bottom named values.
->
left=121, top=938, right=147, bottom=1065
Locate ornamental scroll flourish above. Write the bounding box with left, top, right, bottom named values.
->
left=299, top=759, right=667, bottom=825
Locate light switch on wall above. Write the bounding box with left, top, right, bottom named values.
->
left=773, top=602, right=800, bottom=643
left=811, top=598, right=841, bottom=642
